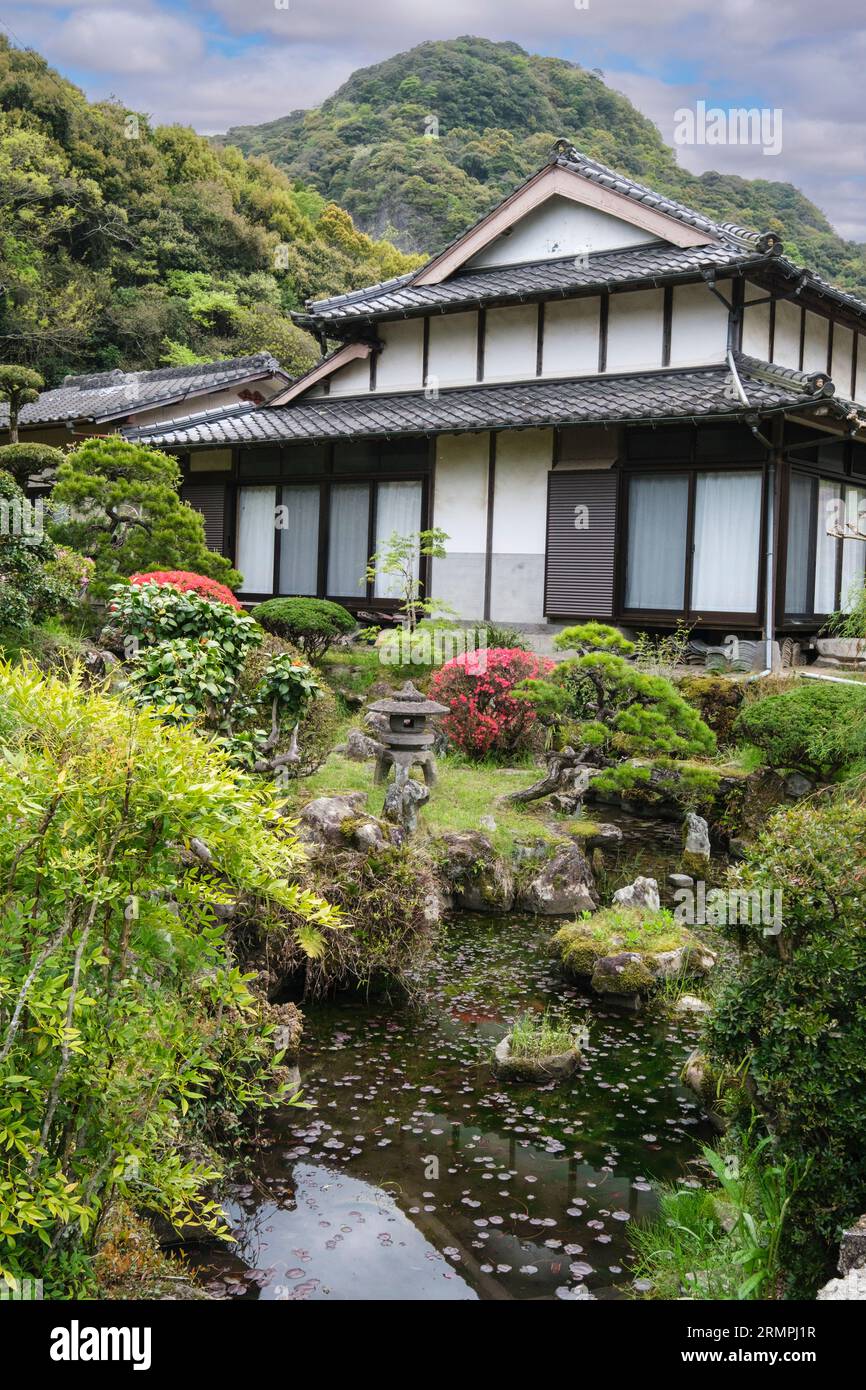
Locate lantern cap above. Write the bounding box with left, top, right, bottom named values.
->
left=368, top=680, right=450, bottom=716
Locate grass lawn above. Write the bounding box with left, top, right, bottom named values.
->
left=285, top=750, right=603, bottom=856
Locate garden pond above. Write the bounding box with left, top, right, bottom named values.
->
left=188, top=900, right=715, bottom=1301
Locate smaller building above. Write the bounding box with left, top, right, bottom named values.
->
left=0, top=353, right=289, bottom=450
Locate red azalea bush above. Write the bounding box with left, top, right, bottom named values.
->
left=129, top=570, right=242, bottom=609
left=430, top=647, right=554, bottom=759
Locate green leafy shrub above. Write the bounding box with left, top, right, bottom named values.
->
left=0, top=660, right=340, bottom=1295
left=0, top=470, right=75, bottom=632
left=251, top=597, right=356, bottom=660
left=704, top=788, right=866, bottom=1294
left=50, top=438, right=240, bottom=598
left=733, top=680, right=866, bottom=778
left=235, top=633, right=339, bottom=777
left=0, top=442, right=65, bottom=488
left=106, top=579, right=259, bottom=663
left=679, top=674, right=745, bottom=745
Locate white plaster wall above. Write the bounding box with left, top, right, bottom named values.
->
left=741, top=300, right=770, bottom=360
left=856, top=337, right=866, bottom=405
left=772, top=299, right=801, bottom=370
left=326, top=356, right=371, bottom=397
left=129, top=378, right=285, bottom=426
left=606, top=289, right=665, bottom=372
left=433, top=432, right=490, bottom=550
left=802, top=311, right=830, bottom=374
left=483, top=304, right=538, bottom=382
left=468, top=195, right=657, bottom=269
left=427, top=311, right=478, bottom=388
left=542, top=297, right=600, bottom=376
left=491, top=429, right=552, bottom=555
left=669, top=282, right=729, bottom=366
left=430, top=431, right=489, bottom=618
left=375, top=318, right=425, bottom=392
left=832, top=324, right=854, bottom=399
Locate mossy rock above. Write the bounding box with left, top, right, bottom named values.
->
left=678, top=675, right=745, bottom=744
left=592, top=951, right=655, bottom=995
left=492, top=1034, right=581, bottom=1084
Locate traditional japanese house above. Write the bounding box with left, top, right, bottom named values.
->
left=123, top=144, right=866, bottom=658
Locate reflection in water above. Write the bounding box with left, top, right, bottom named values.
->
left=190, top=916, right=711, bottom=1301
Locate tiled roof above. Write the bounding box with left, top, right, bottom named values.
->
left=295, top=243, right=770, bottom=328
left=0, top=353, right=287, bottom=429
left=298, top=143, right=866, bottom=333
left=122, top=355, right=841, bottom=450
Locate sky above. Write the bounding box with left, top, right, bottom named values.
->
left=1, top=0, right=864, bottom=241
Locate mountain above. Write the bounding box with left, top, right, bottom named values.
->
left=0, top=38, right=421, bottom=384
left=220, top=36, right=866, bottom=296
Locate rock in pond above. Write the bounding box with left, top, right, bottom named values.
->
left=515, top=842, right=599, bottom=916
left=673, top=993, right=711, bottom=1016
left=492, top=1034, right=581, bottom=1084
left=682, top=812, right=711, bottom=871
left=435, top=831, right=515, bottom=914
left=612, top=875, right=661, bottom=911
left=553, top=905, right=716, bottom=1006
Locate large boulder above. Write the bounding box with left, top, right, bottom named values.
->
left=298, top=792, right=398, bottom=854
left=591, top=951, right=654, bottom=998
left=492, top=1034, right=581, bottom=1084
left=341, top=728, right=383, bottom=762
left=435, top=831, right=514, bottom=913
left=383, top=777, right=430, bottom=833
left=516, top=842, right=599, bottom=916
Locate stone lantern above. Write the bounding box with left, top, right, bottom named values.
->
left=368, top=681, right=450, bottom=788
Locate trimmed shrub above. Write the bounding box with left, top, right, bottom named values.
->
left=705, top=789, right=866, bottom=1295
left=251, top=597, right=355, bottom=660
left=130, top=569, right=242, bottom=608
left=733, top=680, right=866, bottom=778
left=430, top=647, right=554, bottom=758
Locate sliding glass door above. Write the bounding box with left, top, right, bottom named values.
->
left=785, top=471, right=866, bottom=617
left=624, top=468, right=764, bottom=618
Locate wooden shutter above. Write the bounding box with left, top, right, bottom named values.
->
left=544, top=470, right=618, bottom=617
left=181, top=482, right=227, bottom=555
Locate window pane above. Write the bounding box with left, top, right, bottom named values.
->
left=239, top=448, right=280, bottom=478
left=691, top=471, right=762, bottom=613
left=373, top=480, right=423, bottom=598
left=625, top=474, right=688, bottom=610
left=237, top=486, right=275, bottom=594
left=327, top=483, right=370, bottom=597
left=841, top=484, right=866, bottom=609
left=785, top=472, right=814, bottom=615
left=279, top=486, right=320, bottom=595
left=815, top=480, right=841, bottom=613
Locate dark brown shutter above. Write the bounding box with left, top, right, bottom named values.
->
left=181, top=482, right=226, bottom=555
left=545, top=470, right=618, bottom=617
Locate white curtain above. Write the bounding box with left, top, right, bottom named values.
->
left=327, top=483, right=370, bottom=597
left=625, top=474, right=688, bottom=610
left=237, top=486, right=276, bottom=594
left=841, top=484, right=866, bottom=610
left=691, top=471, right=762, bottom=612
left=784, top=472, right=813, bottom=615
left=373, top=480, right=423, bottom=598
left=279, top=486, right=320, bottom=595
left=815, top=480, right=841, bottom=613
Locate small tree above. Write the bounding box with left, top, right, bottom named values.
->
left=511, top=622, right=715, bottom=803
left=365, top=527, right=449, bottom=630
left=0, top=442, right=65, bottom=488
left=50, top=437, right=240, bottom=598
left=0, top=365, right=43, bottom=444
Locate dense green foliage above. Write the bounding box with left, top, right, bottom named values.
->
left=106, top=581, right=333, bottom=778
left=733, top=679, right=866, bottom=778
left=0, top=442, right=65, bottom=488
left=50, top=437, right=240, bottom=598
left=705, top=788, right=866, bottom=1294
left=222, top=37, right=866, bottom=292
left=251, top=597, right=356, bottom=660
left=0, top=469, right=75, bottom=631
left=0, top=661, right=339, bottom=1295
left=0, top=37, right=420, bottom=382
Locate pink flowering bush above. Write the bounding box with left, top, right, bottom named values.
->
left=430, top=647, right=554, bottom=759
left=130, top=570, right=242, bottom=609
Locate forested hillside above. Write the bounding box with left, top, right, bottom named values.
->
left=222, top=35, right=866, bottom=295
left=0, top=38, right=421, bottom=385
